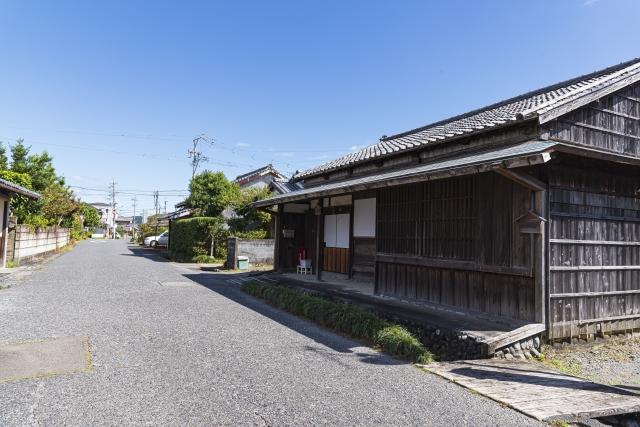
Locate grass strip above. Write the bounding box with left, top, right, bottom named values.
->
left=241, top=281, right=434, bottom=364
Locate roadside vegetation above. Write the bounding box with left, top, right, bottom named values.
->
left=147, top=170, right=273, bottom=263
left=241, top=281, right=434, bottom=364
left=0, top=139, right=100, bottom=241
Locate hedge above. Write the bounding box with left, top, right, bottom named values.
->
left=169, top=217, right=227, bottom=261
left=241, top=282, right=434, bottom=364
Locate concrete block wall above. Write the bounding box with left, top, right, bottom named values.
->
left=12, top=225, right=70, bottom=261
left=227, top=238, right=274, bottom=268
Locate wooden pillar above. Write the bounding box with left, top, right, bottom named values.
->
left=1, top=200, right=8, bottom=268
left=274, top=205, right=282, bottom=271
left=315, top=199, right=323, bottom=281
left=495, top=168, right=548, bottom=326
left=348, top=200, right=354, bottom=280
left=534, top=188, right=547, bottom=325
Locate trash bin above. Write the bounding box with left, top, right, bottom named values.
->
left=237, top=256, right=249, bottom=270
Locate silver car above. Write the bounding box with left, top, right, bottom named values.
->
left=144, top=231, right=169, bottom=248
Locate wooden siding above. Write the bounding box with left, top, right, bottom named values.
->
left=544, top=81, right=640, bottom=157
left=352, top=237, right=375, bottom=275
left=323, top=247, right=349, bottom=274
left=548, top=159, right=640, bottom=339
left=376, top=173, right=536, bottom=321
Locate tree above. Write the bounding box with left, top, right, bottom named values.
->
left=0, top=170, right=37, bottom=224
left=185, top=171, right=239, bottom=217
left=10, top=139, right=29, bottom=174
left=0, top=142, right=8, bottom=170
left=228, top=186, right=273, bottom=237
left=41, top=183, right=79, bottom=226
left=80, top=203, right=101, bottom=228
left=26, top=151, right=61, bottom=191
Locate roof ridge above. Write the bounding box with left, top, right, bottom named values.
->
left=382, top=57, right=640, bottom=142
left=519, top=60, right=640, bottom=119
left=293, top=57, right=640, bottom=180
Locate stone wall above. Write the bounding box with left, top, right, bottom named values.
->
left=227, top=237, right=274, bottom=269
left=10, top=225, right=70, bottom=262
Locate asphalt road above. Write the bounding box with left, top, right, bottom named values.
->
left=0, top=240, right=542, bottom=426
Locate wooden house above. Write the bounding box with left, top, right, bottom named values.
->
left=254, top=58, right=640, bottom=342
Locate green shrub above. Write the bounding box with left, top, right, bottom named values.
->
left=170, top=217, right=227, bottom=261
left=192, top=254, right=220, bottom=264
left=241, top=282, right=433, bottom=364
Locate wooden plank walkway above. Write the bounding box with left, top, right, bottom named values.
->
left=423, top=359, right=640, bottom=422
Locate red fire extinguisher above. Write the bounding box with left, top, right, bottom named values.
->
left=297, top=247, right=307, bottom=264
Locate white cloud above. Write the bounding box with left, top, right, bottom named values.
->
left=583, top=0, right=600, bottom=6
left=235, top=142, right=250, bottom=147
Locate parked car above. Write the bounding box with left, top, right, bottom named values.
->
left=144, top=231, right=169, bottom=248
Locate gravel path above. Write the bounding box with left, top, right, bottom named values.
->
left=541, top=336, right=640, bottom=388
left=0, top=240, right=541, bottom=426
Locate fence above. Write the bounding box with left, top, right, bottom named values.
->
left=6, top=225, right=70, bottom=263
left=227, top=237, right=274, bottom=269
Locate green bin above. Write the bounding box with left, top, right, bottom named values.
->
left=237, top=256, right=249, bottom=270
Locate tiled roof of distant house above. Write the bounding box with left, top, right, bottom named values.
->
left=234, top=164, right=287, bottom=186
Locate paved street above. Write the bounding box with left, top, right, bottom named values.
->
left=0, top=240, right=541, bottom=426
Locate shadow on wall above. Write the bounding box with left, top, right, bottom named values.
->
left=181, top=272, right=405, bottom=366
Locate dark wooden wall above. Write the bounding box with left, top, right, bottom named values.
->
left=323, top=247, right=349, bottom=273
left=548, top=158, right=640, bottom=339
left=352, top=237, right=375, bottom=277
left=543, top=82, right=640, bottom=157
left=376, top=173, right=537, bottom=321
left=277, top=213, right=308, bottom=270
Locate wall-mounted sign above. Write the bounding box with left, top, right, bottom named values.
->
left=282, top=229, right=295, bottom=238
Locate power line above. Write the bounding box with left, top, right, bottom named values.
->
left=188, top=134, right=214, bottom=179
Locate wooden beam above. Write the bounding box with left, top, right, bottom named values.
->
left=534, top=186, right=547, bottom=325
left=273, top=204, right=282, bottom=271
left=550, top=265, right=640, bottom=271
left=376, top=253, right=533, bottom=277
left=315, top=200, right=324, bottom=281
left=551, top=289, right=640, bottom=298
left=494, top=168, right=546, bottom=192
left=253, top=150, right=555, bottom=208
left=552, top=313, right=640, bottom=327
left=550, top=239, right=640, bottom=246
left=558, top=119, right=640, bottom=141
left=552, top=140, right=640, bottom=167
left=550, top=211, right=640, bottom=223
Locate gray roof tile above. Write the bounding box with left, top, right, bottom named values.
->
left=295, top=58, right=640, bottom=180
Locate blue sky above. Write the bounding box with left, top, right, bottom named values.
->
left=0, top=0, right=638, bottom=217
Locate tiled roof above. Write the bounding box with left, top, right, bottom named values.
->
left=0, top=177, right=40, bottom=199
left=270, top=178, right=303, bottom=195
left=234, top=164, right=287, bottom=185
left=294, top=58, right=640, bottom=180
left=255, top=140, right=557, bottom=207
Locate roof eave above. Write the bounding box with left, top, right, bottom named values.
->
left=293, top=118, right=537, bottom=182
left=255, top=141, right=556, bottom=208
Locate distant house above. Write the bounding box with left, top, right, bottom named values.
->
left=115, top=216, right=133, bottom=233
left=254, top=58, right=640, bottom=345
left=233, top=164, right=286, bottom=190
left=0, top=177, right=41, bottom=267
left=89, top=202, right=114, bottom=226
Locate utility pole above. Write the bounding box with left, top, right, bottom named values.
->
left=164, top=200, right=167, bottom=214
left=153, top=190, right=160, bottom=237
left=131, top=196, right=137, bottom=241
left=188, top=134, right=213, bottom=179
left=109, top=180, right=117, bottom=239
